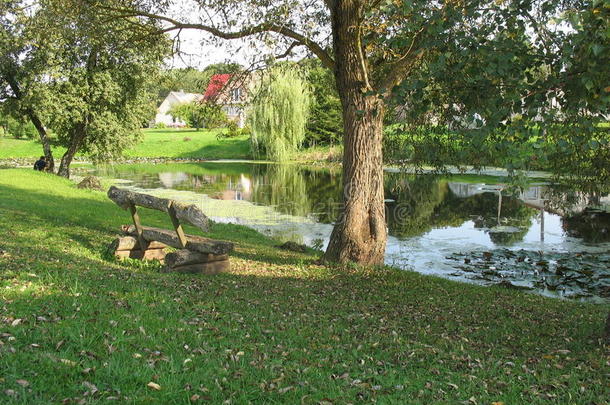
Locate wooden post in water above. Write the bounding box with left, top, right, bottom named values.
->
left=497, top=190, right=502, bottom=225
left=540, top=206, right=545, bottom=242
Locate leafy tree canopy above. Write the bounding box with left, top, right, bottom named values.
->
left=1, top=0, right=171, bottom=176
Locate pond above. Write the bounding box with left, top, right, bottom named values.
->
left=84, top=162, right=610, bottom=302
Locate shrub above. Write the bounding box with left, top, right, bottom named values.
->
left=217, top=122, right=251, bottom=140
left=169, top=101, right=228, bottom=130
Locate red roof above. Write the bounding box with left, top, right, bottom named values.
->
left=203, top=74, right=232, bottom=100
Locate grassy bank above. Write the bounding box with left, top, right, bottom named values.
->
left=0, top=128, right=251, bottom=161
left=0, top=137, right=66, bottom=160
left=0, top=169, right=608, bottom=404
left=0, top=128, right=335, bottom=164
left=123, top=129, right=250, bottom=160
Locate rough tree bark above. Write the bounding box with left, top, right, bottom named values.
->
left=323, top=0, right=387, bottom=265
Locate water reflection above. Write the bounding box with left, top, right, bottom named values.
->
left=88, top=162, right=610, bottom=301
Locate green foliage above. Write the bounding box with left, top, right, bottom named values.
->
left=302, top=60, right=343, bottom=147
left=1, top=0, right=171, bottom=175
left=218, top=121, right=251, bottom=139
left=0, top=1, right=47, bottom=139
left=385, top=0, right=610, bottom=187
left=384, top=123, right=610, bottom=189
left=169, top=101, right=228, bottom=130
left=0, top=115, right=38, bottom=139
left=33, top=0, right=170, bottom=169
left=249, top=68, right=312, bottom=161
left=168, top=102, right=193, bottom=125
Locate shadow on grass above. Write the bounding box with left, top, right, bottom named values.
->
left=0, top=181, right=223, bottom=236
left=0, top=182, right=315, bottom=267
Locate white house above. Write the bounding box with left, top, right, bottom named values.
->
left=154, top=90, right=203, bottom=126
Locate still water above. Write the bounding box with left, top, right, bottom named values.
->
left=86, top=162, right=610, bottom=302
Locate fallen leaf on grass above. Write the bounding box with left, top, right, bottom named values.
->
left=10, top=319, right=22, bottom=327
left=15, top=379, right=29, bottom=387
left=60, top=358, right=77, bottom=366
left=147, top=382, right=161, bottom=391
left=82, top=381, right=98, bottom=395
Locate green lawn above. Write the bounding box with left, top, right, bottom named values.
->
left=0, top=169, right=608, bottom=404
left=124, top=128, right=251, bottom=159
left=0, top=137, right=66, bottom=160
left=0, top=128, right=251, bottom=161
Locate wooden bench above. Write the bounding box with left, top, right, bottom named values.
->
left=107, top=186, right=234, bottom=274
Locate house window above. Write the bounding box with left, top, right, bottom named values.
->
left=231, top=88, right=242, bottom=102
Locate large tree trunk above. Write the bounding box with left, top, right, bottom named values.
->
left=57, top=123, right=86, bottom=178
left=323, top=0, right=388, bottom=265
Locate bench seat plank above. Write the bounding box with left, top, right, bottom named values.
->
left=123, top=225, right=234, bottom=255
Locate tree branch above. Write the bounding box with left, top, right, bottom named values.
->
left=102, top=7, right=335, bottom=70
left=375, top=28, right=426, bottom=97
left=274, top=41, right=302, bottom=60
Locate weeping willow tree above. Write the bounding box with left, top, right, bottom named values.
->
left=249, top=69, right=311, bottom=161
